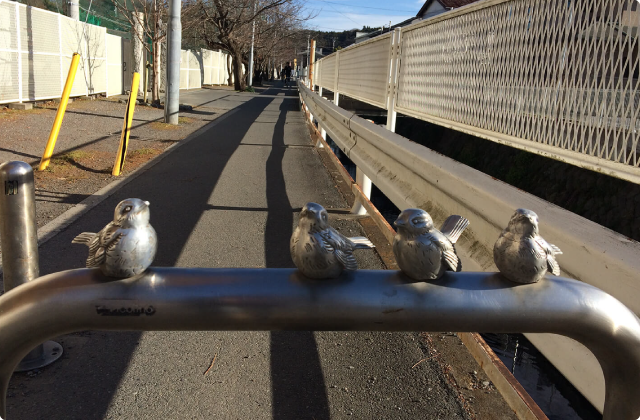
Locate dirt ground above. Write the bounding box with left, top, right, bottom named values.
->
left=0, top=91, right=229, bottom=227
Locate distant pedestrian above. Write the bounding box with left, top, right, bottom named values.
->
left=284, top=62, right=292, bottom=87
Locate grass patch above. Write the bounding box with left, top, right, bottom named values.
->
left=150, top=121, right=180, bottom=130
left=53, top=150, right=90, bottom=164
left=178, top=116, right=193, bottom=124
left=131, top=148, right=157, bottom=156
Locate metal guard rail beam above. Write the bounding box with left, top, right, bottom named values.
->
left=0, top=267, right=639, bottom=419
left=299, top=80, right=640, bottom=315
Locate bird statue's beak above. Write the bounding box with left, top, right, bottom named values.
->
left=144, top=201, right=150, bottom=206
left=394, top=219, right=404, bottom=227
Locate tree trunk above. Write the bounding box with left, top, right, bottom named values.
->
left=152, top=39, right=161, bottom=103
left=152, top=0, right=161, bottom=104
left=226, top=54, right=233, bottom=86
left=232, top=51, right=245, bottom=91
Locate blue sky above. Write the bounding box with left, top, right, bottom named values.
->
left=304, top=0, right=426, bottom=32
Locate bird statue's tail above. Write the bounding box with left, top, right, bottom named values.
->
left=440, top=215, right=470, bottom=244
left=72, top=232, right=96, bottom=246
left=349, top=236, right=375, bottom=249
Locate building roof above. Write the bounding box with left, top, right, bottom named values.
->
left=417, top=0, right=481, bottom=16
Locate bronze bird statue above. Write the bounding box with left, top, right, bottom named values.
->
left=290, top=202, right=374, bottom=279
left=494, top=208, right=562, bottom=284
left=393, top=209, right=469, bottom=281
left=72, top=198, right=157, bottom=278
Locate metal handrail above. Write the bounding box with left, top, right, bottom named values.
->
left=0, top=267, right=638, bottom=419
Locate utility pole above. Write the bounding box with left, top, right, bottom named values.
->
left=165, top=0, right=181, bottom=125
left=248, top=1, right=257, bottom=87
left=68, top=1, right=79, bottom=19
left=306, top=35, right=310, bottom=80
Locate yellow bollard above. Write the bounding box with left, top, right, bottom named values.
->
left=112, top=72, right=140, bottom=176
left=39, top=53, right=81, bottom=171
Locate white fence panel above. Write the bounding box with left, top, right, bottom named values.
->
left=0, top=1, right=116, bottom=104
left=106, top=34, right=122, bottom=96
left=0, top=3, right=229, bottom=101
left=200, top=49, right=230, bottom=86
left=188, top=50, right=201, bottom=89
left=19, top=4, right=62, bottom=101
left=0, top=2, right=20, bottom=103
left=317, top=54, right=336, bottom=91
left=179, top=50, right=189, bottom=89
left=336, top=34, right=391, bottom=108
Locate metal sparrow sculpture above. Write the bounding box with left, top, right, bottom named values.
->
left=291, top=202, right=374, bottom=279
left=72, top=198, right=157, bottom=278
left=494, top=208, right=562, bottom=284
left=393, top=209, right=469, bottom=281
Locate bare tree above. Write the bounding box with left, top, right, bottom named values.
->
left=112, top=0, right=197, bottom=103
left=185, top=0, right=309, bottom=91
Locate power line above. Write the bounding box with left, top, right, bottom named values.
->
left=311, top=0, right=416, bottom=13
left=317, top=3, right=360, bottom=26
left=312, top=10, right=413, bottom=17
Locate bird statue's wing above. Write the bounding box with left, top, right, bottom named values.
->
left=90, top=223, right=123, bottom=267
left=322, top=228, right=358, bottom=271
left=348, top=236, right=375, bottom=249
left=429, top=232, right=461, bottom=272
left=439, top=215, right=469, bottom=244
left=72, top=232, right=100, bottom=268
left=535, top=237, right=561, bottom=276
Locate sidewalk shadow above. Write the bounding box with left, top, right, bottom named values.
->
left=267, top=93, right=331, bottom=420
left=6, top=95, right=274, bottom=420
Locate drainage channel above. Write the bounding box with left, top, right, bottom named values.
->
left=324, top=133, right=602, bottom=420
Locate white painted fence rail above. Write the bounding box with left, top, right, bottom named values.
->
left=314, top=0, right=640, bottom=184
left=299, top=80, right=640, bottom=413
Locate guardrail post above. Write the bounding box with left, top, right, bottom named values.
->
left=351, top=167, right=372, bottom=215
left=386, top=28, right=402, bottom=132
left=317, top=124, right=326, bottom=149
left=318, top=86, right=323, bottom=97
left=334, top=92, right=340, bottom=107
left=0, top=162, right=62, bottom=371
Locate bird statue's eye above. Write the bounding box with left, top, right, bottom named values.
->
left=124, top=206, right=132, bottom=212
left=322, top=213, right=328, bottom=222
left=412, top=218, right=421, bottom=225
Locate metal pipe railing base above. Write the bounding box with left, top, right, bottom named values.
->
left=0, top=268, right=639, bottom=419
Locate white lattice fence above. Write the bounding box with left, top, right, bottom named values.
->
left=397, top=0, right=640, bottom=170
left=314, top=0, right=640, bottom=183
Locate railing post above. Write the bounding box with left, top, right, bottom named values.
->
left=334, top=50, right=340, bottom=105
left=0, top=162, right=62, bottom=371
left=351, top=167, right=372, bottom=215
left=317, top=125, right=326, bottom=149
left=386, top=27, right=402, bottom=133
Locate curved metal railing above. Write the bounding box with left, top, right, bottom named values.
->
left=0, top=268, right=638, bottom=419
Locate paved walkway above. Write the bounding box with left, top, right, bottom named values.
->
left=7, top=83, right=472, bottom=419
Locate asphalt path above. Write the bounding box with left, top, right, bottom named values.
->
left=6, top=83, right=469, bottom=419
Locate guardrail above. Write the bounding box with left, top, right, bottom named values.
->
left=299, top=79, right=640, bottom=411
left=0, top=268, right=639, bottom=419
left=313, top=0, right=640, bottom=184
